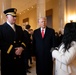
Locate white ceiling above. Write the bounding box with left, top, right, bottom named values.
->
left=11, top=0, right=37, bottom=13
left=11, top=0, right=50, bottom=13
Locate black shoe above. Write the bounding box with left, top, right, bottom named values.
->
left=28, top=66, right=32, bottom=69
left=26, top=70, right=31, bottom=73
left=30, top=62, right=33, bottom=64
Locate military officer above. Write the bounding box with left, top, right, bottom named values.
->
left=0, top=8, right=27, bottom=75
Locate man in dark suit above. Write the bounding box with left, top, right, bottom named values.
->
left=33, top=17, right=55, bottom=75
left=0, top=8, right=27, bottom=75
left=23, top=24, right=32, bottom=73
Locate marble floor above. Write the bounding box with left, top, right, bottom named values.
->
left=27, top=61, right=36, bottom=75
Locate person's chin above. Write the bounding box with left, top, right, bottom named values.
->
left=13, top=21, right=16, bottom=24
left=43, top=26, right=46, bottom=28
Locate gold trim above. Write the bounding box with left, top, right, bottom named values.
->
left=14, top=9, right=17, bottom=12
left=6, top=12, right=16, bottom=16
left=7, top=45, right=13, bottom=54
left=21, top=42, right=26, bottom=47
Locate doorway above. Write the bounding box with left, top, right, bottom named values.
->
left=46, top=9, right=53, bottom=28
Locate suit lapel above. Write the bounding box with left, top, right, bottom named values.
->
left=37, top=27, right=48, bottom=39
left=43, top=27, right=49, bottom=39
left=3, top=22, right=16, bottom=41
left=5, top=22, right=15, bottom=33
left=44, top=27, right=47, bottom=38
left=37, top=28, right=42, bottom=39
left=14, top=25, right=19, bottom=40
left=38, top=28, right=48, bottom=39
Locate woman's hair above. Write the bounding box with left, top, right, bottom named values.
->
left=62, top=22, right=76, bottom=51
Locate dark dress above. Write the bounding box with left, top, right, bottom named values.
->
left=0, top=22, right=26, bottom=75
left=33, top=27, right=55, bottom=75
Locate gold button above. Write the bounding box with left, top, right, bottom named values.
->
left=19, top=56, right=21, bottom=58
left=14, top=41, right=16, bottom=43
left=14, top=57, right=16, bottom=59
left=19, top=40, right=21, bottom=42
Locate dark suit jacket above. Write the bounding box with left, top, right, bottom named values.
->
left=33, top=27, right=55, bottom=75
left=0, top=22, right=26, bottom=75
left=23, top=30, right=31, bottom=59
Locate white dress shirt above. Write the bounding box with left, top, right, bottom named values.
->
left=7, top=21, right=15, bottom=31
left=41, top=27, right=46, bottom=34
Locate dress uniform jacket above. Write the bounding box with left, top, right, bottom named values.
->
left=0, top=22, right=26, bottom=75
left=33, top=27, right=55, bottom=75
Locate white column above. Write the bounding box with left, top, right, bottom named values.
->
left=58, top=0, right=66, bottom=30
left=0, top=0, right=11, bottom=24
left=37, top=0, right=46, bottom=27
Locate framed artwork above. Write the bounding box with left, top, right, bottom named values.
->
left=23, top=18, right=29, bottom=24
left=22, top=18, right=29, bottom=30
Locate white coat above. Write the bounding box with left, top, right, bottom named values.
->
left=52, top=41, right=76, bottom=75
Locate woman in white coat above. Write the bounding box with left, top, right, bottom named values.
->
left=52, top=22, right=76, bottom=75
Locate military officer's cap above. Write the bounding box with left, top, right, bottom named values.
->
left=3, top=8, right=17, bottom=17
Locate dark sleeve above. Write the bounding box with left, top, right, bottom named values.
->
left=51, top=29, right=56, bottom=48
left=18, top=26, right=27, bottom=49
left=23, top=30, right=31, bottom=49
left=0, top=25, right=9, bottom=50
left=0, top=26, right=3, bottom=50
left=32, top=30, right=36, bottom=56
